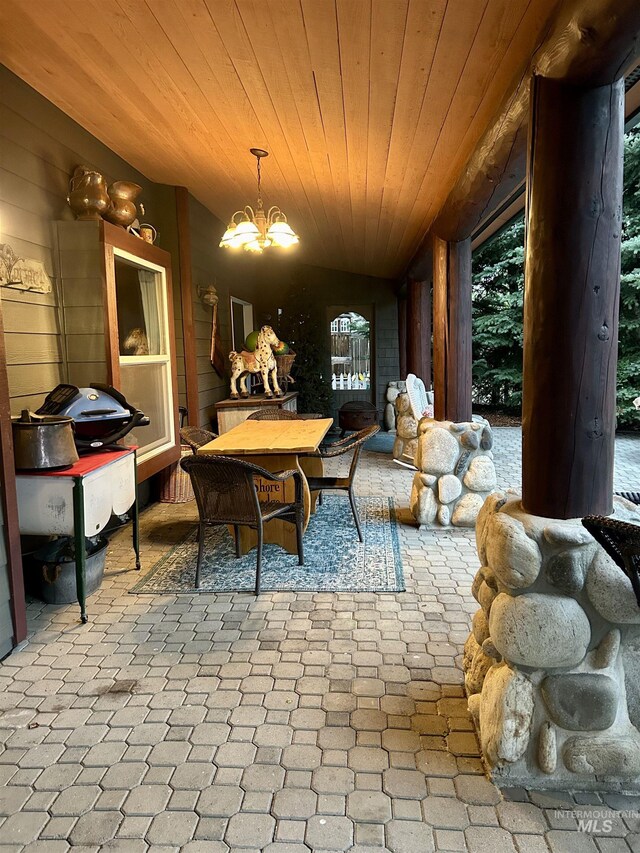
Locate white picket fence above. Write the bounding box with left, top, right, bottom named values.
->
left=331, top=372, right=371, bottom=390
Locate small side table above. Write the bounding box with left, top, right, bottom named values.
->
left=214, top=391, right=298, bottom=433
left=15, top=448, right=140, bottom=623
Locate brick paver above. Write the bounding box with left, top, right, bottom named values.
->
left=0, top=428, right=638, bottom=851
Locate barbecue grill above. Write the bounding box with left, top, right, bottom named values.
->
left=36, top=383, right=149, bottom=451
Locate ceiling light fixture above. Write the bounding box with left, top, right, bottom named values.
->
left=219, top=148, right=300, bottom=253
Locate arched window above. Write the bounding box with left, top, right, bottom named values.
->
left=329, top=312, right=370, bottom=388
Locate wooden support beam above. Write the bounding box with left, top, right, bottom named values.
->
left=417, top=0, right=640, bottom=248
left=432, top=237, right=472, bottom=423
left=176, top=187, right=200, bottom=428
left=522, top=76, right=624, bottom=519
left=0, top=299, right=27, bottom=646
left=398, top=295, right=407, bottom=379
left=406, top=279, right=431, bottom=387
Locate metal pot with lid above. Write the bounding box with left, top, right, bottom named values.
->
left=12, top=410, right=79, bottom=470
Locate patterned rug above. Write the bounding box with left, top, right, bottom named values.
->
left=131, top=495, right=404, bottom=594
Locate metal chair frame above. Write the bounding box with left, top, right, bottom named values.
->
left=181, top=454, right=304, bottom=594
left=303, top=424, right=380, bottom=542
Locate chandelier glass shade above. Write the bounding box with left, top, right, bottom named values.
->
left=219, top=149, right=300, bottom=253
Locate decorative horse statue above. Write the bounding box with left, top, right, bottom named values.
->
left=229, top=325, right=283, bottom=399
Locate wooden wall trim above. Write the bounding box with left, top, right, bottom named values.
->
left=175, top=187, right=200, bottom=428
left=0, top=299, right=27, bottom=646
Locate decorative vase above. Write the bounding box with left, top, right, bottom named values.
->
left=67, top=166, right=111, bottom=220
left=104, top=180, right=142, bottom=228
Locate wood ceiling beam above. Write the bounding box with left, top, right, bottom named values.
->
left=411, top=0, right=640, bottom=255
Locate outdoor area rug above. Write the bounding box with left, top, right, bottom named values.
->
left=131, top=495, right=404, bottom=594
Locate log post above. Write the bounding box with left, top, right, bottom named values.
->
left=432, top=237, right=473, bottom=422
left=522, top=75, right=624, bottom=519
left=398, top=295, right=407, bottom=379
left=406, top=279, right=431, bottom=387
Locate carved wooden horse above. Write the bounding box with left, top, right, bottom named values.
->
left=229, top=325, right=283, bottom=398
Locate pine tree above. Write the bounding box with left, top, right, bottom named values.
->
left=278, top=281, right=333, bottom=416
left=471, top=125, right=640, bottom=430
left=618, top=126, right=640, bottom=428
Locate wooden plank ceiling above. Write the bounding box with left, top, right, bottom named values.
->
left=0, top=0, right=561, bottom=278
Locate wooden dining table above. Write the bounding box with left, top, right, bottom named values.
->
left=199, top=418, right=333, bottom=555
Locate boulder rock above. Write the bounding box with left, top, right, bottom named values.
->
left=460, top=430, right=479, bottom=450
left=563, top=735, right=640, bottom=776
left=465, top=647, right=493, bottom=695
left=485, top=512, right=542, bottom=589
left=477, top=581, right=497, bottom=615
left=419, top=473, right=437, bottom=487
left=489, top=592, right=591, bottom=669
left=437, top=504, right=451, bottom=526
left=396, top=414, right=418, bottom=440
left=594, top=629, right=621, bottom=670
left=463, top=633, right=480, bottom=672
left=472, top=609, right=490, bottom=645
left=417, top=427, right=459, bottom=475
left=438, top=474, right=462, bottom=505
left=451, top=493, right=485, bottom=527
left=623, top=637, right=640, bottom=730
left=586, top=549, right=640, bottom=625
left=541, top=674, right=618, bottom=731
left=468, top=693, right=481, bottom=728
left=471, top=570, right=485, bottom=602
left=475, top=492, right=507, bottom=565
left=543, top=522, right=593, bottom=547
left=480, top=425, right=493, bottom=451
left=482, top=637, right=502, bottom=661
left=395, top=393, right=411, bottom=415
left=410, top=476, right=437, bottom=526
left=384, top=403, right=396, bottom=432
left=538, top=722, right=557, bottom=774
left=479, top=663, right=534, bottom=766
left=544, top=550, right=588, bottom=594
left=464, top=456, right=497, bottom=492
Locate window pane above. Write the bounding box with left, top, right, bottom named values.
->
left=115, top=257, right=165, bottom=356
left=120, top=361, right=171, bottom=457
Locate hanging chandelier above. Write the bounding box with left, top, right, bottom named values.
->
left=219, top=148, right=300, bottom=253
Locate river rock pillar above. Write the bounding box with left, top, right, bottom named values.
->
left=522, top=75, right=624, bottom=519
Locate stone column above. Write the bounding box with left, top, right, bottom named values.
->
left=522, top=75, right=624, bottom=519
left=432, top=237, right=472, bottom=422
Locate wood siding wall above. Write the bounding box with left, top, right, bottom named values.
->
left=0, top=68, right=184, bottom=416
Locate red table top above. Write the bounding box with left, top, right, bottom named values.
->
left=17, top=447, right=136, bottom=479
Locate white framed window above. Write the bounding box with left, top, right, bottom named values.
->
left=230, top=296, right=255, bottom=350
left=114, top=247, right=175, bottom=468
left=330, top=319, right=339, bottom=334
left=340, top=317, right=351, bottom=333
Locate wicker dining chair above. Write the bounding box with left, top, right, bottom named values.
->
left=582, top=515, right=640, bottom=607
left=180, top=426, right=218, bottom=454
left=247, top=408, right=301, bottom=421
left=180, top=454, right=304, bottom=594
left=303, top=424, right=380, bottom=542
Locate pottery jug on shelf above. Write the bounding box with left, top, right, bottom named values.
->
left=104, top=180, right=142, bottom=228
left=67, top=166, right=111, bottom=220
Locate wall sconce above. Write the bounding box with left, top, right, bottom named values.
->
left=197, top=283, right=218, bottom=306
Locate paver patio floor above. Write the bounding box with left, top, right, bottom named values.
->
left=0, top=427, right=639, bottom=852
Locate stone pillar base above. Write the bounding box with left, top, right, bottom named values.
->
left=410, top=419, right=495, bottom=528
left=465, top=492, right=640, bottom=792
